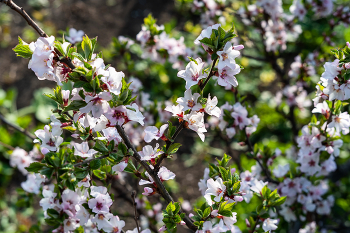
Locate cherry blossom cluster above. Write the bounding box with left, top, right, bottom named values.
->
left=269, top=43, right=350, bottom=225
left=216, top=102, right=260, bottom=138
left=136, top=15, right=189, bottom=69
left=275, top=85, right=311, bottom=110
left=236, top=1, right=302, bottom=52
left=191, top=0, right=228, bottom=27
left=40, top=184, right=126, bottom=232
left=195, top=154, right=285, bottom=232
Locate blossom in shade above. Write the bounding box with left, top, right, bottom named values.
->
left=194, top=24, right=221, bottom=47
left=10, top=147, right=33, bottom=175
left=66, top=28, right=84, bottom=44
left=183, top=112, right=207, bottom=141
left=74, top=142, right=98, bottom=158
left=34, top=125, right=63, bottom=152
left=262, top=218, right=279, bottom=232
left=99, top=67, right=124, bottom=95
left=80, top=92, right=112, bottom=118
left=204, top=94, right=221, bottom=118
left=112, top=161, right=128, bottom=173
left=273, top=164, right=290, bottom=178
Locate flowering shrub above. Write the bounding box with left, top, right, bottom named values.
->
left=2, top=0, right=350, bottom=232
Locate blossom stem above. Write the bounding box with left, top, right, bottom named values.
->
left=199, top=58, right=218, bottom=92
left=250, top=217, right=260, bottom=233
left=0, top=114, right=36, bottom=140
left=324, top=100, right=335, bottom=134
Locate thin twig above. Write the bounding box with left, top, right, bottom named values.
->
left=73, top=154, right=109, bottom=167
left=0, top=0, right=75, bottom=69
left=0, top=114, right=36, bottom=140
left=250, top=217, right=260, bottom=233
left=116, top=125, right=197, bottom=231
left=0, top=141, right=15, bottom=150
left=244, top=130, right=279, bottom=185
left=0, top=0, right=47, bottom=37
left=131, top=191, right=141, bottom=233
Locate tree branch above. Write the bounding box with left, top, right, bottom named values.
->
left=116, top=125, right=197, bottom=231
left=1, top=0, right=75, bottom=69
left=0, top=114, right=36, bottom=140
left=131, top=191, right=141, bottom=233
left=0, top=0, right=47, bottom=37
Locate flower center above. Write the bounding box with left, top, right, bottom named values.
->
left=96, top=202, right=103, bottom=210
left=187, top=100, right=195, bottom=108
left=191, top=73, right=199, bottom=81
left=47, top=138, right=55, bottom=147
left=222, top=52, right=228, bottom=60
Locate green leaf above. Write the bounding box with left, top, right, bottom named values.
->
left=13, top=37, right=33, bottom=59
left=40, top=167, right=55, bottom=179
left=203, top=207, right=211, bottom=218
left=93, top=169, right=106, bottom=180
left=167, top=143, right=181, bottom=154
left=47, top=208, right=60, bottom=219
left=93, top=140, right=109, bottom=153
left=25, top=162, right=46, bottom=173
left=118, top=142, right=128, bottom=155
left=188, top=57, right=198, bottom=65
left=166, top=202, right=175, bottom=215
left=64, top=100, right=87, bottom=112
left=75, top=168, right=89, bottom=180
left=199, top=37, right=215, bottom=49
left=82, top=35, right=92, bottom=59
left=232, top=181, right=241, bottom=193
left=218, top=166, right=228, bottom=181
left=89, top=159, right=102, bottom=170
left=54, top=41, right=65, bottom=56
left=174, top=202, right=181, bottom=214
left=272, top=196, right=286, bottom=206
left=72, top=52, right=85, bottom=62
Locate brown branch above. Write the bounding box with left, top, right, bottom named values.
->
left=131, top=191, right=141, bottom=233
left=0, top=0, right=47, bottom=37
left=0, top=114, right=36, bottom=140
left=1, top=0, right=76, bottom=69
left=0, top=141, right=15, bottom=150
left=116, top=125, right=197, bottom=232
